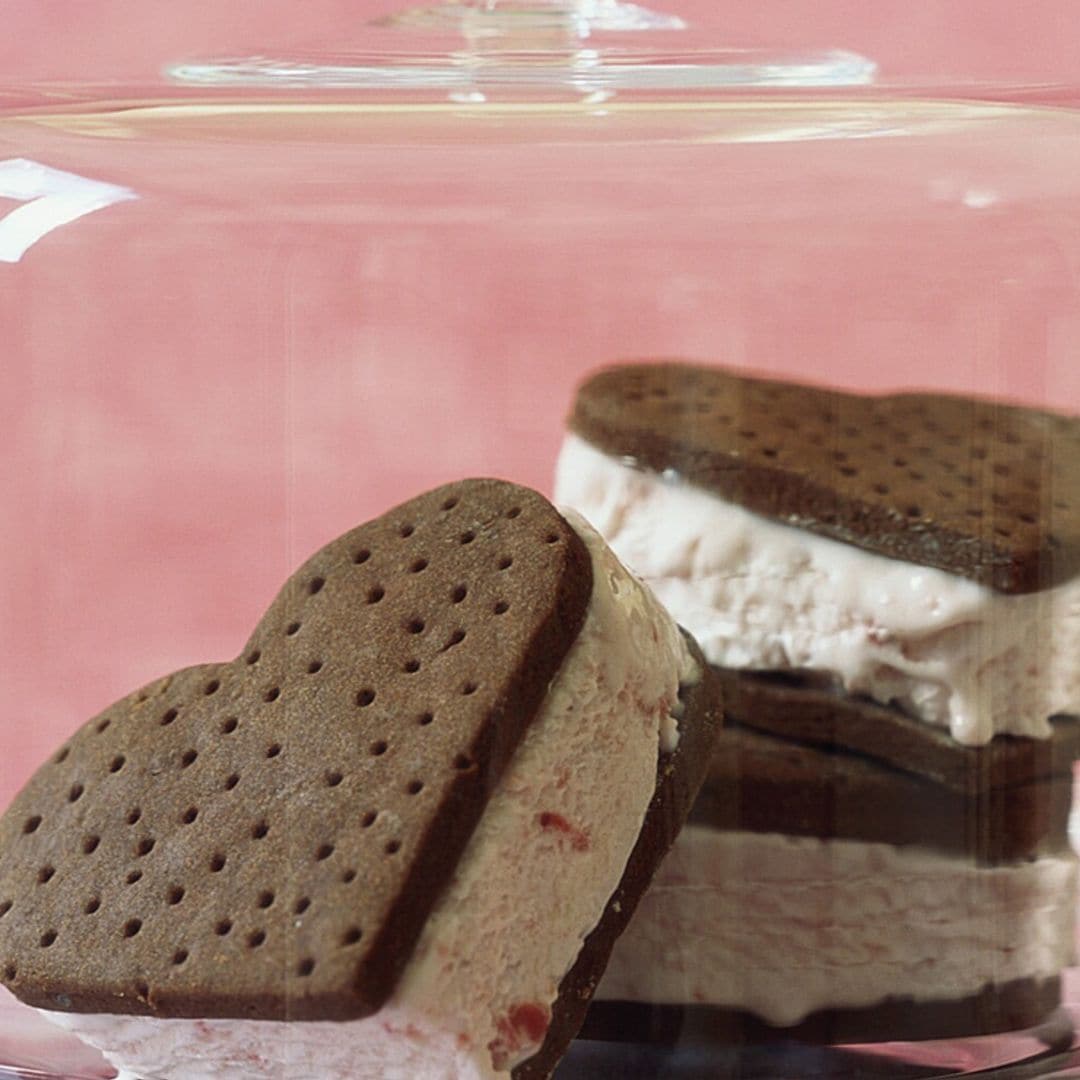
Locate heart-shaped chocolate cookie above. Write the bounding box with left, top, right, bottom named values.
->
left=0, top=479, right=592, bottom=1022
left=569, top=361, right=1080, bottom=591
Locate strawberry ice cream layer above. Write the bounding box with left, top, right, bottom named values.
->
left=596, top=826, right=1078, bottom=1027
left=41, top=514, right=698, bottom=1080
left=555, top=434, right=1080, bottom=746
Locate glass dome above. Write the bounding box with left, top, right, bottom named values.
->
left=2, top=2, right=1080, bottom=1076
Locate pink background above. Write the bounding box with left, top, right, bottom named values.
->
left=2, top=0, right=1080, bottom=813
left=0, top=4, right=1079, bottom=1074
left=4, top=0, right=1080, bottom=86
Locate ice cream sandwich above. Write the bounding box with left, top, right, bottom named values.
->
left=557, top=361, right=1080, bottom=748
left=0, top=478, right=721, bottom=1079
left=588, top=682, right=1080, bottom=1043
left=555, top=361, right=1080, bottom=1042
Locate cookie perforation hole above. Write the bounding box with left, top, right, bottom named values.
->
left=361, top=811, right=378, bottom=828
left=247, top=930, right=266, bottom=949
left=366, top=586, right=385, bottom=605
left=315, top=843, right=334, bottom=861
left=109, top=755, right=126, bottom=773
left=136, top=837, right=155, bottom=857
left=82, top=835, right=100, bottom=854
left=442, top=497, right=459, bottom=512
left=409, top=558, right=428, bottom=574
left=166, top=885, right=185, bottom=906
left=453, top=753, right=473, bottom=771
left=451, top=584, right=468, bottom=604
left=245, top=649, right=261, bottom=665
left=341, top=868, right=357, bottom=883
left=370, top=740, right=388, bottom=757
left=210, top=853, right=226, bottom=873
left=123, top=919, right=142, bottom=939
left=126, top=870, right=142, bottom=885
left=251, top=820, right=270, bottom=840
left=54, top=747, right=70, bottom=764
left=406, top=780, right=424, bottom=796
left=23, top=816, right=42, bottom=835
left=493, top=601, right=509, bottom=615
left=307, top=660, right=323, bottom=675
left=460, top=530, right=476, bottom=545
left=406, top=618, right=425, bottom=635
left=385, top=839, right=402, bottom=855
left=224, top=773, right=240, bottom=791
left=286, top=622, right=301, bottom=637
left=325, top=770, right=343, bottom=787
left=172, top=949, right=189, bottom=966
left=84, top=897, right=100, bottom=915
left=266, top=743, right=282, bottom=759
left=215, top=919, right=233, bottom=936
left=357, top=688, right=376, bottom=708
left=0, top=901, right=11, bottom=918
left=294, top=898, right=311, bottom=915
left=37, top=866, right=55, bottom=884
left=126, top=808, right=142, bottom=826
left=505, top=506, right=521, bottom=519
left=352, top=548, right=371, bottom=565
left=180, top=749, right=198, bottom=768
left=342, top=926, right=362, bottom=946
left=308, top=576, right=325, bottom=596
left=399, top=523, right=415, bottom=539
left=160, top=709, right=178, bottom=726
left=203, top=679, right=220, bottom=696
left=263, top=687, right=280, bottom=703
left=68, top=783, right=84, bottom=803
left=96, top=718, right=111, bottom=734
left=257, top=891, right=275, bottom=909
left=418, top=711, right=434, bottom=726
left=442, top=630, right=465, bottom=651
left=404, top=659, right=421, bottom=674
left=221, top=717, right=239, bottom=735
left=297, top=957, right=316, bottom=977
left=39, top=930, right=57, bottom=948
left=181, top=807, right=199, bottom=825
left=497, top=556, right=513, bottom=570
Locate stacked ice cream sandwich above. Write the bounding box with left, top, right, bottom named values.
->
left=556, top=362, right=1080, bottom=1042
left=0, top=479, right=722, bottom=1078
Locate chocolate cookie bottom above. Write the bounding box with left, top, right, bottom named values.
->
left=582, top=976, right=1063, bottom=1046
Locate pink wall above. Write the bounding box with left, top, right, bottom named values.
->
left=2, top=2, right=1080, bottom=811
left=4, top=0, right=1080, bottom=86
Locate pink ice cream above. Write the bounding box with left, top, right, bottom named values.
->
left=596, top=826, right=1078, bottom=1025
left=40, top=514, right=699, bottom=1080
left=556, top=434, right=1080, bottom=747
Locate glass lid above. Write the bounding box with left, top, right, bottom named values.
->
left=165, top=0, right=877, bottom=99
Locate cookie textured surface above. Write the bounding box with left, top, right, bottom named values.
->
left=569, top=361, right=1080, bottom=591
left=716, top=670, right=1080, bottom=794
left=692, top=716, right=1074, bottom=864
left=0, top=479, right=592, bottom=1021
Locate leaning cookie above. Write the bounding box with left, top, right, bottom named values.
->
left=556, top=360, right=1080, bottom=748
left=0, top=479, right=722, bottom=1080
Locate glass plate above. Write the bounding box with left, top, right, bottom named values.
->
left=3, top=976, right=1079, bottom=1079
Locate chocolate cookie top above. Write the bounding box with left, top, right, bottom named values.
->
left=0, top=480, right=592, bottom=1021
left=569, top=362, right=1080, bottom=592
left=717, top=669, right=1080, bottom=793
